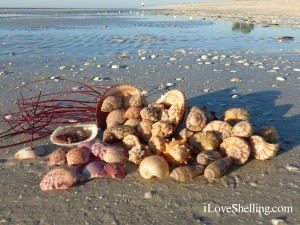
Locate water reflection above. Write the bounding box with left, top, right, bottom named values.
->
left=232, top=23, right=255, bottom=34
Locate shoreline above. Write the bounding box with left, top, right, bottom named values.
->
left=148, top=0, right=300, bottom=27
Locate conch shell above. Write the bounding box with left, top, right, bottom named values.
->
left=178, top=128, right=194, bottom=140
left=254, top=125, right=279, bottom=144
left=110, top=125, right=136, bottom=140
left=185, top=106, right=207, bottom=132
left=128, top=144, right=151, bottom=164
left=101, top=95, right=123, bottom=112
left=122, top=134, right=141, bottom=149
left=223, top=108, right=250, bottom=126
left=151, top=121, right=174, bottom=138
left=233, top=121, right=253, bottom=138
left=204, top=157, right=232, bottom=180
left=220, top=137, right=251, bottom=165
left=163, top=138, right=191, bottom=166
left=170, top=165, right=205, bottom=181
left=202, top=120, right=233, bottom=142
left=106, top=109, right=126, bottom=128
left=249, top=135, right=280, bottom=160
left=139, top=155, right=169, bottom=179
left=149, top=136, right=167, bottom=155
left=137, top=119, right=153, bottom=142
left=188, top=131, right=219, bottom=154
left=196, top=150, right=223, bottom=166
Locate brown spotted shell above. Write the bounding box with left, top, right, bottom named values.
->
left=204, top=157, right=232, bottom=180
left=124, top=106, right=142, bottom=119
left=96, top=84, right=146, bottom=130
left=40, top=167, right=78, bottom=191
left=249, top=135, right=280, bottom=160
left=101, top=95, right=123, bottom=112
left=202, top=120, right=233, bottom=142
left=47, top=148, right=68, bottom=166
left=102, top=127, right=117, bottom=143
left=66, top=147, right=90, bottom=166
left=254, top=126, right=279, bottom=144
left=186, top=106, right=207, bottom=132
left=124, top=118, right=141, bottom=128
left=151, top=121, right=174, bottom=138
left=110, top=125, right=136, bottom=140
left=122, top=134, right=141, bottom=149
left=196, top=150, right=223, bottom=166
left=128, top=144, right=151, bottom=164
left=139, top=155, right=169, bottom=179
left=220, top=137, right=251, bottom=165
left=233, top=121, right=253, bottom=138
left=140, top=107, right=160, bottom=122
left=149, top=136, right=167, bottom=155
left=163, top=138, right=192, bottom=166
left=106, top=109, right=126, bottom=128
left=188, top=131, right=220, bottom=154
left=137, top=119, right=153, bottom=142
left=129, top=93, right=146, bottom=107
left=223, top=108, right=250, bottom=126
left=170, top=165, right=205, bottom=181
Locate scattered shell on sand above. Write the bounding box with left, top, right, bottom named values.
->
left=14, top=146, right=45, bottom=160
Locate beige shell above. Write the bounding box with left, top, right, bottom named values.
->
left=167, top=103, right=182, bottom=124
left=202, top=120, right=233, bottom=142
left=188, top=131, right=220, bottom=154
left=149, top=136, right=167, bottom=155
left=47, top=148, right=68, bottom=166
left=203, top=157, right=232, bottom=180
left=102, top=127, right=117, bottom=143
left=122, top=134, right=141, bottom=149
left=106, top=109, right=126, bottom=128
left=101, top=95, right=123, bottom=112
left=140, top=107, right=160, bottom=122
left=96, top=84, right=145, bottom=130
left=102, top=146, right=128, bottom=164
left=124, top=118, right=141, bottom=128
left=220, top=137, right=251, bottom=165
left=137, top=119, right=153, bottom=142
left=163, top=138, right=192, bottom=166
left=129, top=93, right=146, bottom=107
left=196, top=150, right=223, bottom=166
left=110, top=125, right=136, bottom=140
left=249, top=135, right=280, bottom=160
left=186, top=106, right=207, bottom=132
left=124, top=106, right=142, bottom=119
left=40, top=167, right=78, bottom=191
left=223, top=108, right=250, bottom=126
left=170, top=165, right=205, bottom=181
left=151, top=121, right=174, bottom=138
left=233, top=121, right=253, bottom=138
left=254, top=126, right=279, bottom=144
left=178, top=128, right=194, bottom=140
left=14, top=146, right=45, bottom=160
left=128, top=144, right=151, bottom=164
left=139, top=155, right=169, bottom=179
left=66, top=147, right=90, bottom=166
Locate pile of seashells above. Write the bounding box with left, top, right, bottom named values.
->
left=39, top=84, right=281, bottom=190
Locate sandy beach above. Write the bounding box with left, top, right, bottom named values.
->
left=0, top=5, right=300, bottom=225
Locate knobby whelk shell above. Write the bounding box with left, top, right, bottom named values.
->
left=128, top=144, right=151, bottom=164
left=110, top=125, right=136, bottom=140
left=202, top=120, right=233, bottom=142
left=149, top=136, right=167, bottom=155
left=122, top=134, right=141, bottom=149
left=188, top=131, right=219, bottom=154
left=101, top=95, right=123, bottom=112
left=163, top=138, right=192, bottom=166
left=233, top=121, right=253, bottom=138
left=178, top=128, right=194, bottom=140
left=170, top=165, right=205, bottom=181
left=139, top=155, right=169, bottom=179
left=106, top=109, right=126, bottom=128
left=254, top=125, right=279, bottom=144
left=220, top=137, right=251, bottom=165
left=249, top=135, right=280, bottom=160
left=223, top=108, right=250, bottom=126
left=151, top=121, right=174, bottom=138
left=204, top=157, right=232, bottom=180
left=186, top=106, right=207, bottom=132
left=196, top=150, right=223, bottom=166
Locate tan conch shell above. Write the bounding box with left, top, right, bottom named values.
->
left=249, top=135, right=280, bottom=160
left=220, top=137, right=251, bottom=165
left=140, top=107, right=160, bottom=122
left=129, top=93, right=146, bottom=107
left=233, top=121, right=253, bottom=138
left=254, top=126, right=279, bottom=144
left=102, top=127, right=117, bottom=143
left=178, top=128, right=194, bottom=140
left=223, top=108, right=250, bottom=126
left=66, top=146, right=90, bottom=166
left=149, top=136, right=167, bottom=155
left=47, top=148, right=68, bottom=166
left=128, top=144, right=151, bottom=164
left=106, top=109, right=126, bottom=128
left=101, top=95, right=123, bottom=112
left=139, top=155, right=169, bottom=179
left=202, top=120, right=233, bottom=142
left=186, top=106, right=207, bottom=132
left=204, top=157, right=232, bottom=180
left=96, top=84, right=146, bottom=130
left=40, top=167, right=78, bottom=191
left=122, top=134, right=141, bottom=149
left=124, top=118, right=141, bottom=128
left=14, top=146, right=45, bottom=160
left=124, top=106, right=142, bottom=119
left=163, top=138, right=192, bottom=166
left=188, top=131, right=219, bottom=154
left=151, top=121, right=174, bottom=138
left=137, top=119, right=153, bottom=142
left=110, top=125, right=136, bottom=140
left=170, top=165, right=205, bottom=181
left=196, top=150, right=223, bottom=166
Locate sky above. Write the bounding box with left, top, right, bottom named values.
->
left=0, top=0, right=211, bottom=9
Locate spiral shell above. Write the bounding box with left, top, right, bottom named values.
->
left=40, top=167, right=78, bottom=191
left=128, top=144, right=151, bottom=164
left=102, top=127, right=117, bottom=143
left=81, top=161, right=107, bottom=180
left=249, top=135, right=280, bottom=160
left=202, top=120, right=233, bottom=142
left=233, top=121, right=253, bottom=138
left=203, top=157, right=232, bottom=180
left=151, top=121, right=174, bottom=138
left=178, top=128, right=194, bottom=140
left=188, top=131, right=219, bottom=154
left=47, top=148, right=68, bottom=166
left=140, top=107, right=160, bottom=122
left=124, top=106, right=142, bottom=119
left=101, top=95, right=123, bottom=112
left=104, top=163, right=126, bottom=180
left=186, top=106, right=207, bottom=132
left=124, top=118, right=141, bottom=128
left=110, top=125, right=136, bottom=140
left=254, top=126, right=279, bottom=144
left=149, top=136, right=167, bottom=155
left=220, top=137, right=251, bottom=165
left=66, top=147, right=90, bottom=166
left=106, top=109, right=126, bottom=128
left=129, top=93, right=146, bottom=107
left=139, top=155, right=169, bottom=179
left=196, top=150, right=223, bottom=166
left=223, top=108, right=250, bottom=126
left=163, top=138, right=192, bottom=166
left=137, top=119, right=153, bottom=142
left=122, top=134, right=141, bottom=149
left=170, top=165, right=205, bottom=181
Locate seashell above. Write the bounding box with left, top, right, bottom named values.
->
left=124, top=106, right=142, bottom=119
left=47, top=148, right=68, bottom=166
left=151, top=121, right=174, bottom=138
left=110, top=125, right=136, bottom=140
left=77, top=140, right=97, bottom=150
left=188, top=131, right=219, bottom=154
left=202, top=120, right=233, bottom=142
left=204, top=157, right=232, bottom=180
left=167, top=103, right=183, bottom=124
left=148, top=103, right=165, bottom=109
left=223, top=108, right=250, bottom=126
left=163, top=138, right=192, bottom=166
left=137, top=119, right=153, bottom=142
left=106, top=109, right=126, bottom=128
left=66, top=146, right=90, bottom=166
left=91, top=142, right=128, bottom=164
left=128, top=144, right=151, bottom=164
left=220, top=137, right=251, bottom=165
left=140, top=107, right=160, bottom=122
left=124, top=118, right=141, bottom=128
left=81, top=161, right=107, bottom=180
left=101, top=95, right=123, bottom=112
left=149, top=136, right=167, bottom=155
left=96, top=84, right=145, bottom=130
left=170, top=165, right=205, bottom=181
left=104, top=163, right=126, bottom=180
left=14, top=146, right=45, bottom=160
left=139, top=155, right=169, bottom=179
left=178, top=128, right=194, bottom=140
left=102, top=127, right=117, bottom=142
left=254, top=125, right=279, bottom=144
left=233, top=121, right=253, bottom=138
left=196, top=150, right=223, bottom=166
left=129, top=93, right=147, bottom=107
left=122, top=134, right=141, bottom=149
left=40, top=167, right=78, bottom=191
left=186, top=106, right=207, bottom=132
left=249, top=135, right=280, bottom=160
left=50, top=123, right=98, bottom=147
